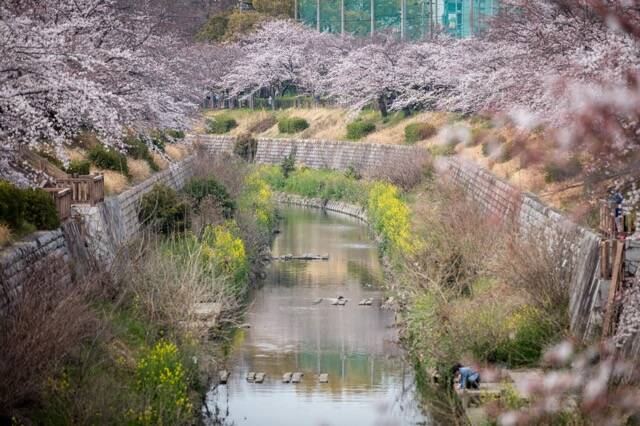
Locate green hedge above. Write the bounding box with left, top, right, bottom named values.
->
left=277, top=117, right=309, bottom=134
left=0, top=180, right=60, bottom=234
left=346, top=121, right=375, bottom=140
left=404, top=123, right=436, bottom=144
left=88, top=146, right=129, bottom=176
left=206, top=114, right=238, bottom=134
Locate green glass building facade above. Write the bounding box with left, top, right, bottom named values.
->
left=296, top=0, right=499, bottom=39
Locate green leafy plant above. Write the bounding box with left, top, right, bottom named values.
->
left=346, top=121, right=376, bottom=140
left=138, top=184, right=189, bottom=234
left=165, top=129, right=185, bottom=140
left=125, top=135, right=160, bottom=172
left=88, top=146, right=129, bottom=176
left=22, top=188, right=60, bottom=230
left=0, top=180, right=25, bottom=230
left=65, top=160, right=91, bottom=175
left=404, top=123, right=437, bottom=144
left=233, top=133, right=258, bottom=161
left=183, top=177, right=235, bottom=218
left=280, top=153, right=296, bottom=178
left=205, top=114, right=238, bottom=134
left=135, top=341, right=192, bottom=425
left=277, top=117, right=309, bottom=134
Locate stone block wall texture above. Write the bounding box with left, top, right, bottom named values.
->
left=194, top=135, right=425, bottom=173
left=275, top=193, right=368, bottom=223
left=437, top=157, right=604, bottom=341
left=0, top=230, right=72, bottom=311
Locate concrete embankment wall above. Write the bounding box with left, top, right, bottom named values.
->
left=275, top=193, right=368, bottom=223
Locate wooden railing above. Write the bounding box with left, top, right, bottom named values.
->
left=56, top=175, right=105, bottom=205
left=44, top=187, right=72, bottom=221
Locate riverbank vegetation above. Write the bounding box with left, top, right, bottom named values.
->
left=0, top=151, right=274, bottom=424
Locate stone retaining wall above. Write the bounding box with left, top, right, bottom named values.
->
left=275, top=193, right=368, bottom=223
left=0, top=230, right=71, bottom=311
left=193, top=135, right=424, bottom=173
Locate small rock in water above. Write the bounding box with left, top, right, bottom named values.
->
left=337, top=299, right=347, bottom=306
left=291, top=372, right=304, bottom=383
left=312, top=298, right=323, bottom=305
left=319, top=373, right=329, bottom=383
left=239, top=323, right=251, bottom=329
left=282, top=372, right=293, bottom=383
left=246, top=372, right=256, bottom=382
left=255, top=372, right=266, bottom=383
left=330, top=298, right=339, bottom=305
left=219, top=370, right=230, bottom=384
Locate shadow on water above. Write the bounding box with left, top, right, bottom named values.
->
left=203, top=207, right=443, bottom=426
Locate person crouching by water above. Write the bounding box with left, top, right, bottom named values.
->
left=451, top=363, right=480, bottom=390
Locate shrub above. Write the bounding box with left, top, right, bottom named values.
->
left=88, top=146, right=129, bottom=176
left=138, top=185, right=189, bottom=234
left=278, top=117, right=309, bottom=134
left=404, top=123, right=437, bottom=144
left=205, top=114, right=237, bottom=134
left=22, top=188, right=60, bottom=230
left=346, top=121, right=376, bottom=140
left=135, top=341, right=192, bottom=425
left=183, top=177, right=235, bottom=218
left=0, top=180, right=25, bottom=229
left=165, top=129, right=185, bottom=140
left=233, top=133, right=258, bottom=161
left=499, top=140, right=516, bottom=163
left=65, top=160, right=91, bottom=175
left=544, top=156, right=582, bottom=183
left=280, top=153, right=295, bottom=178
left=429, top=142, right=457, bottom=157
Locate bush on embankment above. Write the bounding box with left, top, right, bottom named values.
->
left=278, top=116, right=309, bottom=134
left=205, top=114, right=238, bottom=134
left=402, top=181, right=568, bottom=375
left=0, top=180, right=60, bottom=236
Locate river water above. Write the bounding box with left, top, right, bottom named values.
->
left=205, top=206, right=430, bottom=426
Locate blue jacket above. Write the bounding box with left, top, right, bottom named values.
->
left=459, top=367, right=479, bottom=389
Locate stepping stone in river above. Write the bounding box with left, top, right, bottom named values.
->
left=255, top=372, right=266, bottom=383
left=337, top=299, right=347, bottom=306
left=246, top=372, right=256, bottom=382
left=282, top=372, right=293, bottom=383
left=291, top=372, right=304, bottom=383
left=219, top=370, right=230, bottom=384
left=319, top=373, right=329, bottom=383
left=358, top=298, right=373, bottom=306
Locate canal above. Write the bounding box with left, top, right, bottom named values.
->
left=205, top=206, right=430, bottom=425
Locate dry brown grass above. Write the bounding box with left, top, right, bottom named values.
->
left=0, top=224, right=11, bottom=247
left=165, top=144, right=188, bottom=161
left=364, top=111, right=451, bottom=144
left=92, top=167, right=129, bottom=195
left=128, top=158, right=151, bottom=184
left=0, top=257, right=98, bottom=416
left=151, top=151, right=169, bottom=170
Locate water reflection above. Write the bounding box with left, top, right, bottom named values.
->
left=205, top=207, right=429, bottom=426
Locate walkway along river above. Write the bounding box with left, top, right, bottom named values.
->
left=204, top=206, right=430, bottom=425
